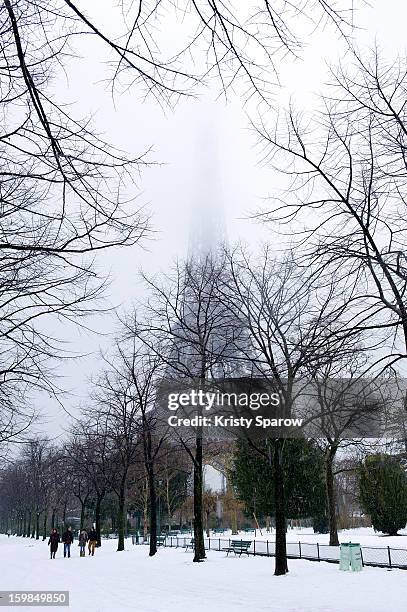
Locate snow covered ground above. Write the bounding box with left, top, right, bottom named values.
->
left=1, top=534, right=407, bottom=612
left=215, top=526, right=407, bottom=548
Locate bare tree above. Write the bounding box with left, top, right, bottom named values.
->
left=88, top=367, right=143, bottom=552
left=255, top=48, right=407, bottom=365
left=115, top=339, right=168, bottom=557
left=64, top=419, right=113, bottom=546
left=4, top=1, right=359, bottom=107
left=302, top=351, right=386, bottom=546
left=22, top=438, right=50, bottom=539
left=134, top=253, right=238, bottom=562
left=0, top=0, right=152, bottom=452
left=219, top=246, right=375, bottom=574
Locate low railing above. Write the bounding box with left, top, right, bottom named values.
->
left=137, top=535, right=407, bottom=569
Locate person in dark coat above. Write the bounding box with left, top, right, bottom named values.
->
left=78, top=530, right=88, bottom=557
left=62, top=527, right=74, bottom=558
left=48, top=528, right=60, bottom=559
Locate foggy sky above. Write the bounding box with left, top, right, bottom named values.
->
left=36, top=0, right=407, bottom=439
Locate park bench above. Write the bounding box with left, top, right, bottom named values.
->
left=184, top=538, right=194, bottom=551
left=157, top=536, right=166, bottom=547
left=222, top=540, right=252, bottom=557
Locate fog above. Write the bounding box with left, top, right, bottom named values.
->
left=35, top=0, right=407, bottom=438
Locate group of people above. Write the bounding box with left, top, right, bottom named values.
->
left=48, top=527, right=98, bottom=559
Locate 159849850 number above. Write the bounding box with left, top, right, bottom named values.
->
left=0, top=591, right=69, bottom=607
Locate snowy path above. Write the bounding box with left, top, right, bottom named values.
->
left=0, top=535, right=406, bottom=611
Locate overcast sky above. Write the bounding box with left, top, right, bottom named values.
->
left=37, top=0, right=407, bottom=439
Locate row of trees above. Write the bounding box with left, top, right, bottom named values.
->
left=0, top=0, right=364, bottom=458
left=0, top=435, right=191, bottom=549
left=100, top=246, right=405, bottom=572
left=231, top=440, right=407, bottom=538
left=2, top=240, right=407, bottom=573
left=1, top=0, right=407, bottom=582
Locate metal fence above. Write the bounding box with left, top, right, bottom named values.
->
left=138, top=535, right=407, bottom=569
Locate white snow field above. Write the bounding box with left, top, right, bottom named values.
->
left=1, top=535, right=407, bottom=612
left=211, top=526, right=407, bottom=548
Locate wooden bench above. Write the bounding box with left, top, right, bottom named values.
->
left=222, top=540, right=252, bottom=556
left=184, top=538, right=194, bottom=551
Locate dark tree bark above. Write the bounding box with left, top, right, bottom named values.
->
left=25, top=511, right=31, bottom=538
left=95, top=495, right=104, bottom=548
left=35, top=512, right=40, bottom=540
left=117, top=476, right=126, bottom=552
left=193, top=434, right=206, bottom=563
left=147, top=467, right=158, bottom=557
left=42, top=513, right=47, bottom=541
left=62, top=501, right=67, bottom=526
left=273, top=441, right=288, bottom=576
left=79, top=502, right=86, bottom=532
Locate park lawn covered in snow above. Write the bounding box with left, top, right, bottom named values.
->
left=218, top=526, right=407, bottom=548
left=1, top=535, right=406, bottom=612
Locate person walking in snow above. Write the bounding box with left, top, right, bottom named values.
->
left=62, top=526, right=74, bottom=558
left=87, top=527, right=97, bottom=556
left=78, top=529, right=88, bottom=557
left=48, top=528, right=60, bottom=559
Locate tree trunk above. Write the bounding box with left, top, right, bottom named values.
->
left=35, top=512, right=40, bottom=539
left=325, top=447, right=339, bottom=546
left=253, top=513, right=263, bottom=536
left=26, top=511, right=31, bottom=538
left=231, top=508, right=238, bottom=535
left=147, top=466, right=158, bottom=557
left=51, top=508, right=56, bottom=530
left=193, top=434, right=206, bottom=562
left=117, top=477, right=126, bottom=552
left=42, top=513, right=47, bottom=541
left=142, top=422, right=158, bottom=557
left=79, top=501, right=86, bottom=532
left=95, top=495, right=103, bottom=547
left=273, top=440, right=288, bottom=575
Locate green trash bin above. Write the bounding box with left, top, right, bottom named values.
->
left=339, top=543, right=351, bottom=571
left=349, top=543, right=363, bottom=571
left=339, top=542, right=363, bottom=571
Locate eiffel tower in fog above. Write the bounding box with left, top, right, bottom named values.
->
left=186, top=129, right=227, bottom=263
left=165, top=127, right=249, bottom=381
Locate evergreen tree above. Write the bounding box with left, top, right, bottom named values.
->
left=229, top=438, right=326, bottom=521
left=359, top=454, right=407, bottom=536
left=312, top=514, right=329, bottom=534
